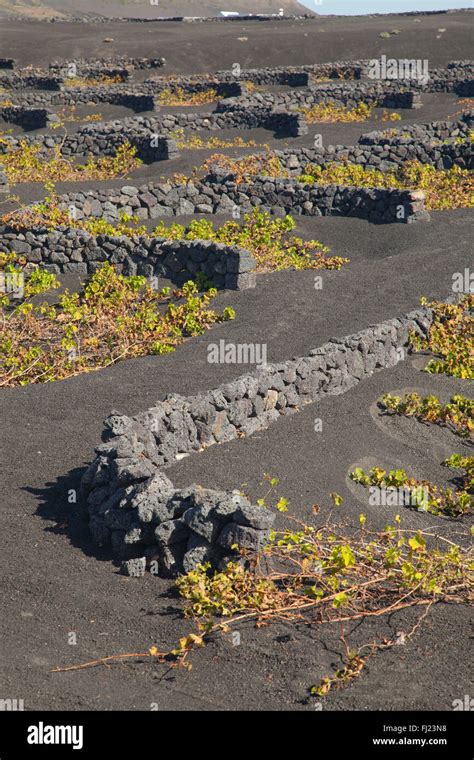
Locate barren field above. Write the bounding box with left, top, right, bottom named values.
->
left=0, top=8, right=472, bottom=730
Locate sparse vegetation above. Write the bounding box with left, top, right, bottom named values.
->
left=381, top=109, right=402, bottom=121
left=298, top=161, right=474, bottom=211
left=448, top=98, right=474, bottom=119
left=350, top=459, right=473, bottom=517
left=53, top=486, right=473, bottom=697
left=200, top=150, right=288, bottom=182
left=158, top=87, right=217, bottom=106
left=152, top=210, right=348, bottom=272
left=410, top=295, right=474, bottom=378
left=0, top=139, right=141, bottom=184
left=55, top=106, right=103, bottom=123
left=302, top=101, right=373, bottom=123
left=380, top=392, right=473, bottom=439
left=1, top=188, right=147, bottom=237
left=64, top=75, right=125, bottom=87
left=309, top=75, right=332, bottom=84
left=2, top=195, right=348, bottom=274
left=241, top=81, right=264, bottom=92
left=0, top=255, right=234, bottom=386
left=2, top=21, right=473, bottom=718
left=170, top=128, right=260, bottom=150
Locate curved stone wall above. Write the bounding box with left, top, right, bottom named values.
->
left=0, top=105, right=56, bottom=130
left=0, top=227, right=257, bottom=289
left=11, top=176, right=423, bottom=224
left=274, top=114, right=474, bottom=173
left=81, top=302, right=433, bottom=577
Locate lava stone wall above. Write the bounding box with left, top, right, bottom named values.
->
left=222, top=85, right=422, bottom=112
left=143, top=78, right=243, bottom=98
left=0, top=72, right=62, bottom=90
left=56, top=129, right=178, bottom=162
left=275, top=115, right=473, bottom=173
left=8, top=78, right=239, bottom=108
left=217, top=60, right=473, bottom=92
left=409, top=62, right=474, bottom=95
left=49, top=66, right=130, bottom=82
left=12, top=80, right=420, bottom=112
left=0, top=227, right=256, bottom=290
left=9, top=86, right=159, bottom=110
left=4, top=105, right=468, bottom=176
left=0, top=105, right=56, bottom=130
left=84, top=469, right=276, bottom=578
left=49, top=176, right=428, bottom=224
left=70, top=106, right=307, bottom=147
left=0, top=105, right=305, bottom=159
left=49, top=56, right=166, bottom=74
left=81, top=303, right=433, bottom=577
left=0, top=129, right=178, bottom=163
left=215, top=61, right=369, bottom=84
left=5, top=60, right=472, bottom=109
left=359, top=111, right=473, bottom=144
left=281, top=141, right=472, bottom=173
left=7, top=95, right=306, bottom=140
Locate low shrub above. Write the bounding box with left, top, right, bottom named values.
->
left=170, top=128, right=260, bottom=150
left=350, top=458, right=473, bottom=517
left=0, top=139, right=141, bottom=184
left=0, top=257, right=234, bottom=386
left=2, top=189, right=147, bottom=237
left=298, top=160, right=474, bottom=211
left=158, top=87, right=217, bottom=106
left=381, top=109, right=402, bottom=121
left=200, top=150, right=288, bottom=183
left=302, top=101, right=373, bottom=123
left=241, top=81, right=264, bottom=92
left=152, top=209, right=348, bottom=272
left=52, top=483, right=473, bottom=697
left=380, top=392, right=473, bottom=438
left=64, top=75, right=125, bottom=87
left=55, top=106, right=103, bottom=123
left=410, top=295, right=473, bottom=378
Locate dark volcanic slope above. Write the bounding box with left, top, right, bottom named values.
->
left=0, top=0, right=313, bottom=21
left=0, top=11, right=472, bottom=70
left=0, top=209, right=472, bottom=710
left=50, top=0, right=314, bottom=18
left=1, top=344, right=472, bottom=711
left=0, top=12, right=472, bottom=714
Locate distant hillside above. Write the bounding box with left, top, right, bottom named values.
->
left=0, top=0, right=315, bottom=20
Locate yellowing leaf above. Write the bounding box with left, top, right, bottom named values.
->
left=409, top=533, right=426, bottom=551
